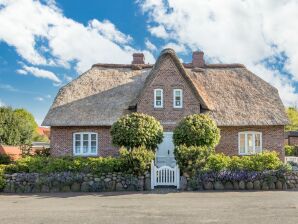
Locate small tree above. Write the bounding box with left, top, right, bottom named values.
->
left=173, top=114, right=220, bottom=148
left=111, top=113, right=163, bottom=150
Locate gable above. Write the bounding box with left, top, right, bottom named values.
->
left=136, top=53, right=202, bottom=125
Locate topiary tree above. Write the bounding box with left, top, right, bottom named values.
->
left=111, top=113, right=163, bottom=150
left=173, top=114, right=220, bottom=148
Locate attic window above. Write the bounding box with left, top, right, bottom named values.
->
left=73, top=132, right=98, bottom=156
left=154, top=89, right=163, bottom=108
left=238, top=132, right=262, bottom=155
left=173, top=89, right=183, bottom=108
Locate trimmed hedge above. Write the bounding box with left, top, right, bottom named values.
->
left=0, top=165, right=5, bottom=190
left=174, top=147, right=286, bottom=174
left=285, top=145, right=298, bottom=156
left=203, top=151, right=285, bottom=172
left=2, top=146, right=154, bottom=176
left=173, top=114, right=220, bottom=148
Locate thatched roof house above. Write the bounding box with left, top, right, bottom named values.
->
left=43, top=49, right=288, bottom=161
left=43, top=49, right=287, bottom=127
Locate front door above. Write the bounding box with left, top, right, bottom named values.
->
left=156, top=132, right=176, bottom=167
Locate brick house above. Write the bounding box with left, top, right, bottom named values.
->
left=42, top=49, right=288, bottom=165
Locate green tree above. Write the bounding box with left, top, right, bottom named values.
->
left=286, top=107, right=298, bottom=131
left=111, top=113, right=163, bottom=150
left=0, top=107, right=21, bottom=145
left=0, top=107, right=38, bottom=146
left=14, top=108, right=38, bottom=145
left=173, top=114, right=220, bottom=148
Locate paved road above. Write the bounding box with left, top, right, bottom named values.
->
left=0, top=191, right=298, bottom=224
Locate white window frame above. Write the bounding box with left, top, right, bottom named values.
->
left=154, top=89, right=163, bottom=108
left=173, top=89, right=183, bottom=108
left=238, top=131, right=262, bottom=155
left=73, top=132, right=98, bottom=156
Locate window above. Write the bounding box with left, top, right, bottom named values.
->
left=173, top=89, right=183, bottom=108
left=73, top=132, right=98, bottom=156
left=238, top=132, right=262, bottom=155
left=154, top=89, right=163, bottom=108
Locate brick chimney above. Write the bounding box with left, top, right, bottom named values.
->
left=192, top=51, right=204, bottom=67
left=132, top=53, right=145, bottom=64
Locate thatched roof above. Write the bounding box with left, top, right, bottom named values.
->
left=42, top=49, right=288, bottom=127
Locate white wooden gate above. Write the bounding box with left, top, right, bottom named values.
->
left=151, top=160, right=180, bottom=189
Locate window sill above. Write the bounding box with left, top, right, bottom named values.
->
left=73, top=154, right=98, bottom=157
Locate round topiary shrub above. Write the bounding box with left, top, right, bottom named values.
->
left=173, top=114, right=220, bottom=148
left=111, top=113, right=163, bottom=150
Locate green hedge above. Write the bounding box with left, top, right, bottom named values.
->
left=174, top=145, right=214, bottom=174
left=285, top=145, right=298, bottom=156
left=174, top=147, right=285, bottom=174
left=2, top=146, right=154, bottom=176
left=204, top=151, right=284, bottom=172
left=0, top=165, right=5, bottom=190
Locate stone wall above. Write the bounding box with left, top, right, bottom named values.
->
left=180, top=171, right=298, bottom=191
left=2, top=171, right=298, bottom=193
left=2, top=172, right=151, bottom=193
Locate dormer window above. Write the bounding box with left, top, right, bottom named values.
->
left=173, top=89, right=183, bottom=108
left=154, top=89, right=163, bottom=108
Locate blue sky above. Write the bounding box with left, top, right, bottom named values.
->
left=0, top=0, right=298, bottom=125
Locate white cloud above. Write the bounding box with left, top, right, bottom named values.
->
left=139, top=0, right=298, bottom=106
left=0, top=84, right=18, bottom=92
left=145, top=39, right=157, bottom=51
left=0, top=0, right=155, bottom=75
left=34, top=97, right=44, bottom=101
left=163, top=42, right=186, bottom=53
left=20, top=65, right=61, bottom=83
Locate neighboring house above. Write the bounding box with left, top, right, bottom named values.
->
left=37, top=127, right=51, bottom=140
left=285, top=131, right=298, bottom=146
left=42, top=49, right=288, bottom=165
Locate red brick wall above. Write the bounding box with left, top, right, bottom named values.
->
left=288, top=136, right=298, bottom=146
left=216, top=126, right=285, bottom=160
left=137, top=55, right=200, bottom=131
left=50, top=126, right=118, bottom=157
left=50, top=125, right=285, bottom=160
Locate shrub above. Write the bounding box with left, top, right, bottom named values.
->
left=0, top=165, right=5, bottom=190
left=174, top=145, right=214, bottom=174
left=173, top=114, right=220, bottom=148
left=3, top=156, right=124, bottom=174
left=119, top=146, right=155, bottom=175
left=0, top=154, right=12, bottom=164
left=111, top=113, right=163, bottom=150
left=204, top=153, right=230, bottom=172
left=285, top=145, right=298, bottom=156
left=203, top=151, right=283, bottom=172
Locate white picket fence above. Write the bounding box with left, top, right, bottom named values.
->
left=151, top=160, right=180, bottom=189
left=285, top=156, right=298, bottom=163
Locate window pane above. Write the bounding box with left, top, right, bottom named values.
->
left=75, top=134, right=80, bottom=141
left=247, top=134, right=253, bottom=154
left=156, top=96, right=161, bottom=101
left=83, top=134, right=88, bottom=141
left=255, top=134, right=261, bottom=153
left=175, top=90, right=181, bottom=96
left=156, top=90, right=161, bottom=96
left=91, top=134, right=96, bottom=141
left=83, top=141, right=88, bottom=153
left=91, top=141, right=96, bottom=153
left=75, top=141, right=80, bottom=154
left=239, top=134, right=245, bottom=154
